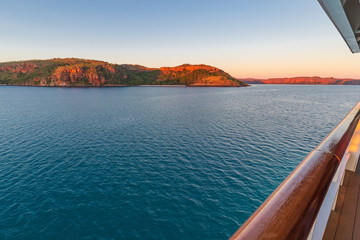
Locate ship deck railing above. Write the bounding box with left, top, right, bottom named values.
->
left=230, top=102, right=360, bottom=240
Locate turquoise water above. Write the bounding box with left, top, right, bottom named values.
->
left=1, top=85, right=359, bottom=239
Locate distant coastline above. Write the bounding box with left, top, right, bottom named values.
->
left=240, top=77, right=360, bottom=85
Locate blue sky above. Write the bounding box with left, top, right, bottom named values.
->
left=1, top=0, right=359, bottom=78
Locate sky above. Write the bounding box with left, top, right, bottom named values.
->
left=1, top=0, right=360, bottom=78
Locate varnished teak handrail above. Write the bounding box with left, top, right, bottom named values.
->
left=230, top=102, right=360, bottom=240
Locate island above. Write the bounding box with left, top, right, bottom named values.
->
left=0, top=58, right=248, bottom=87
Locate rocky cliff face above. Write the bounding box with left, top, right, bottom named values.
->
left=0, top=58, right=247, bottom=87
left=49, top=63, right=115, bottom=86
left=242, top=77, right=360, bottom=85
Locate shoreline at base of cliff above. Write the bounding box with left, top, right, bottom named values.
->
left=0, top=84, right=248, bottom=88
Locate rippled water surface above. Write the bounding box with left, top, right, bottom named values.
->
left=1, top=85, right=359, bottom=239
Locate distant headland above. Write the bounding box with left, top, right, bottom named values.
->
left=0, top=58, right=248, bottom=87
left=240, top=77, right=360, bottom=85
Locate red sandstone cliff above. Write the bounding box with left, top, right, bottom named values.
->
left=158, top=64, right=246, bottom=87
left=49, top=63, right=115, bottom=86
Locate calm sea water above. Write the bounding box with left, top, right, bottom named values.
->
left=1, top=85, right=359, bottom=239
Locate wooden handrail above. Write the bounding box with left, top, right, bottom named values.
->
left=230, top=102, right=360, bottom=240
